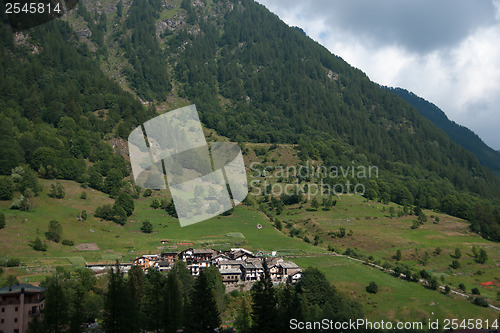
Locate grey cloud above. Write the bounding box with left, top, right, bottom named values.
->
left=259, top=0, right=497, bottom=53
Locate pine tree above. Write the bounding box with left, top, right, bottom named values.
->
left=127, top=266, right=145, bottom=329
left=186, top=270, right=221, bottom=332
left=251, top=259, right=277, bottom=333
left=478, top=249, right=488, bottom=264
left=114, top=192, right=135, bottom=216
left=142, top=270, right=165, bottom=332
left=235, top=297, right=251, bottom=333
left=42, top=277, right=69, bottom=332
left=103, top=263, right=136, bottom=333
left=394, top=249, right=402, bottom=261
left=311, top=197, right=319, bottom=210
left=163, top=271, right=184, bottom=333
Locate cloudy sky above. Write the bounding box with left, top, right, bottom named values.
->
left=257, top=0, right=500, bottom=150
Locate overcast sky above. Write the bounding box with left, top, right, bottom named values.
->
left=257, top=0, right=500, bottom=150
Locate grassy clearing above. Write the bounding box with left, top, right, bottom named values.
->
left=292, top=255, right=499, bottom=323
left=0, top=173, right=498, bottom=322
left=0, top=179, right=320, bottom=268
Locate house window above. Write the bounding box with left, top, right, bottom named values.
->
left=14, top=317, right=18, bottom=322
left=0, top=319, right=3, bottom=323
left=1, top=307, right=4, bottom=312
left=15, top=306, right=18, bottom=312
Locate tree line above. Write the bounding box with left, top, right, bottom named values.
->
left=25, top=261, right=364, bottom=333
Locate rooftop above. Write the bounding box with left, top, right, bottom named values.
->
left=0, top=283, right=46, bottom=295
left=219, top=268, right=242, bottom=275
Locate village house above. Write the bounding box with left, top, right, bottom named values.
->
left=246, top=258, right=264, bottom=277
left=217, top=260, right=243, bottom=271
left=159, top=251, right=178, bottom=263
left=187, top=260, right=211, bottom=276
left=96, top=248, right=303, bottom=286
left=132, top=254, right=160, bottom=271
left=229, top=248, right=256, bottom=261
left=219, top=268, right=242, bottom=285
left=155, top=260, right=174, bottom=272
left=0, top=283, right=46, bottom=333
left=267, top=258, right=282, bottom=280
left=240, top=262, right=259, bottom=281
left=210, top=253, right=231, bottom=265
left=288, top=271, right=302, bottom=284
left=179, top=248, right=218, bottom=264
left=279, top=261, right=301, bottom=279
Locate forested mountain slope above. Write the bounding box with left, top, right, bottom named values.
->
left=385, top=87, right=500, bottom=178
left=0, top=0, right=499, bottom=240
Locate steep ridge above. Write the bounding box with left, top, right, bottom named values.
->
left=385, top=87, right=500, bottom=178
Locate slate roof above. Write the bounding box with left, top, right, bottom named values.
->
left=0, top=283, right=46, bottom=295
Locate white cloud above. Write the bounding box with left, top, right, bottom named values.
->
left=257, top=0, right=500, bottom=150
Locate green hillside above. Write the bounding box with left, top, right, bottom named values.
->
left=0, top=174, right=499, bottom=322
left=65, top=0, right=500, bottom=240
left=0, top=0, right=500, bottom=328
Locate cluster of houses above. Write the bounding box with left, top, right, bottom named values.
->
left=86, top=248, right=302, bottom=285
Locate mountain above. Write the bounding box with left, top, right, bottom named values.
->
left=385, top=87, right=500, bottom=177
left=0, top=0, right=499, bottom=241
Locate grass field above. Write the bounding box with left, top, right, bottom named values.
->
left=0, top=179, right=320, bottom=265
left=0, top=174, right=499, bottom=323
left=292, top=255, right=499, bottom=323
left=276, top=194, right=500, bottom=306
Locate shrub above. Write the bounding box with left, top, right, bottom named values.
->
left=459, top=283, right=466, bottom=292
left=31, top=237, right=47, bottom=251
left=62, top=239, right=74, bottom=246
left=45, top=220, right=62, bottom=243
left=444, top=285, right=451, bottom=294
left=471, top=288, right=480, bottom=295
left=80, top=210, right=87, bottom=221
left=10, top=195, right=32, bottom=211
left=150, top=198, right=161, bottom=209
left=428, top=278, right=439, bottom=290
left=394, top=249, right=402, bottom=261
left=80, top=191, right=87, bottom=199
left=143, top=189, right=153, bottom=197
left=473, top=296, right=489, bottom=307
left=419, top=270, right=430, bottom=280
left=140, top=220, right=153, bottom=233
left=0, top=176, right=14, bottom=200
left=48, top=183, right=65, bottom=199
left=1, top=258, right=21, bottom=267
left=274, top=219, right=282, bottom=231
left=0, top=212, right=5, bottom=229
left=450, top=260, right=461, bottom=269
left=95, top=204, right=115, bottom=220
left=477, top=249, right=488, bottom=264
left=366, top=281, right=378, bottom=294
left=114, top=192, right=134, bottom=216
left=113, top=205, right=127, bottom=225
